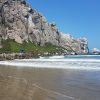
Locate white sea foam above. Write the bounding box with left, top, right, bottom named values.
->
left=0, top=56, right=100, bottom=70
left=14, top=58, right=100, bottom=62
left=49, top=55, right=64, bottom=59
left=0, top=55, right=100, bottom=70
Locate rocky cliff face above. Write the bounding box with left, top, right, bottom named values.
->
left=0, top=0, right=89, bottom=54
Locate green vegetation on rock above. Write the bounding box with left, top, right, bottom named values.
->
left=0, top=39, right=66, bottom=54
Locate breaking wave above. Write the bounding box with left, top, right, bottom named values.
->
left=0, top=55, right=100, bottom=70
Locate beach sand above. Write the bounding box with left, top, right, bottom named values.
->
left=0, top=66, right=100, bottom=100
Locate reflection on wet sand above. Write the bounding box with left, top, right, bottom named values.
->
left=0, top=66, right=100, bottom=100
left=0, top=74, right=75, bottom=100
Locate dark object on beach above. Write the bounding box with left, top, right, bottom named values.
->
left=20, top=49, right=25, bottom=53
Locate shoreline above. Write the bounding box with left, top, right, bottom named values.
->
left=0, top=53, right=40, bottom=61
left=0, top=53, right=100, bottom=61
left=0, top=58, right=100, bottom=71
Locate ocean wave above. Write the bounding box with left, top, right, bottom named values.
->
left=0, top=58, right=100, bottom=70
left=14, top=58, right=100, bottom=62
left=40, top=55, right=64, bottom=59
left=0, top=55, right=100, bottom=70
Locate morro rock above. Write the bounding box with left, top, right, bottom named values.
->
left=0, top=0, right=89, bottom=54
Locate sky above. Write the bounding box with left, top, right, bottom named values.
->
left=27, top=0, right=100, bottom=50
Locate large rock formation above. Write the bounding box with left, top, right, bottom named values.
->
left=0, top=0, right=89, bottom=54
left=92, top=48, right=100, bottom=54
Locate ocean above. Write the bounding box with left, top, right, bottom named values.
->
left=0, top=55, right=100, bottom=100
left=0, top=55, right=100, bottom=70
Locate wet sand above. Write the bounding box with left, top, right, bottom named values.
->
left=0, top=66, right=100, bottom=100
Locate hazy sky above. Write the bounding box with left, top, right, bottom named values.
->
left=27, top=0, right=100, bottom=50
